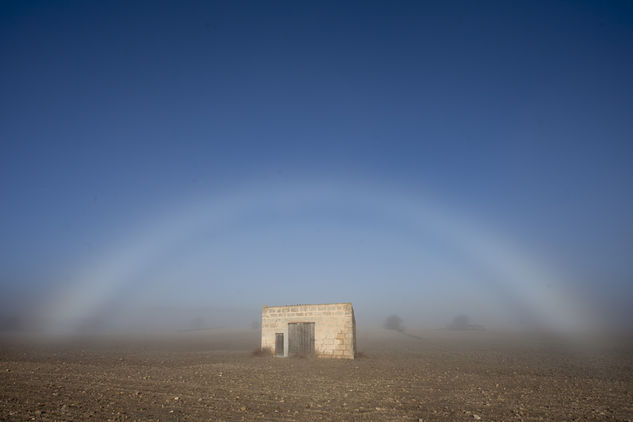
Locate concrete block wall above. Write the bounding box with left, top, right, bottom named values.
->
left=261, top=303, right=356, bottom=359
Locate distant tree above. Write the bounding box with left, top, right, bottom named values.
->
left=384, top=314, right=404, bottom=332
left=448, top=314, right=470, bottom=330
left=447, top=314, right=485, bottom=331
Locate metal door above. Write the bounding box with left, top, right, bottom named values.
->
left=288, top=322, right=315, bottom=356
left=275, top=333, right=284, bottom=356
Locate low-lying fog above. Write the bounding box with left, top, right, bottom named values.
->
left=1, top=184, right=631, bottom=340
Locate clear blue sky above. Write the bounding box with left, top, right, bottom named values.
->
left=1, top=1, right=632, bottom=331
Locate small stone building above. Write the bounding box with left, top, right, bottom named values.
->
left=261, top=303, right=356, bottom=359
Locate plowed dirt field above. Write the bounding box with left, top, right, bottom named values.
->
left=1, top=329, right=632, bottom=421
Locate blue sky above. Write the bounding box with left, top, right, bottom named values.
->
left=1, top=1, right=632, bottom=331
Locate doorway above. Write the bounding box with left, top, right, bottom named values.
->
left=275, top=333, right=284, bottom=356
left=288, top=322, right=315, bottom=356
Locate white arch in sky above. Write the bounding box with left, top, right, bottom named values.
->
left=42, top=180, right=596, bottom=333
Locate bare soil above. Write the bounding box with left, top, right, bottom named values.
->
left=1, top=328, right=632, bottom=421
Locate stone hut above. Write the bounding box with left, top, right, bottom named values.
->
left=261, top=303, right=356, bottom=359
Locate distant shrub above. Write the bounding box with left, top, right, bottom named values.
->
left=189, top=317, right=205, bottom=330
left=251, top=347, right=272, bottom=357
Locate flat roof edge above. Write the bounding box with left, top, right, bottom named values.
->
left=263, top=302, right=353, bottom=309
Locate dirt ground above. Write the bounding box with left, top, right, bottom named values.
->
left=1, top=328, right=632, bottom=421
